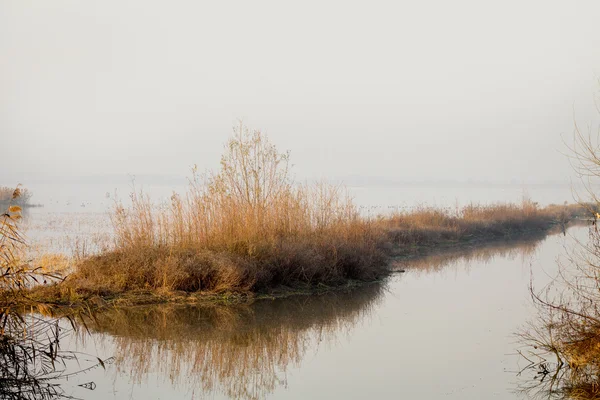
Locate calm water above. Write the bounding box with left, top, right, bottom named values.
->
left=48, top=225, right=584, bottom=399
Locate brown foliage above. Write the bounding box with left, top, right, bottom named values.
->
left=41, top=126, right=587, bottom=300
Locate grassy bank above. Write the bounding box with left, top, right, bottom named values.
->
left=27, top=127, right=594, bottom=305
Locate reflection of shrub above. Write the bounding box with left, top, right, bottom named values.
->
left=77, top=282, right=384, bottom=400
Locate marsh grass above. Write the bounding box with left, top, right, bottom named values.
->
left=54, top=126, right=386, bottom=296
left=383, top=200, right=546, bottom=248
left=33, top=127, right=591, bottom=302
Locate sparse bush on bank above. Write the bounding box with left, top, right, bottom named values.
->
left=28, top=126, right=593, bottom=303
left=0, top=186, right=39, bottom=208
left=53, top=125, right=387, bottom=296
left=518, top=107, right=600, bottom=398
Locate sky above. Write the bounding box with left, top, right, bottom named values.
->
left=2, top=0, right=600, bottom=185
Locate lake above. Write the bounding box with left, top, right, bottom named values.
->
left=45, top=221, right=582, bottom=399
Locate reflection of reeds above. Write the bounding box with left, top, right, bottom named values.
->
left=76, top=283, right=384, bottom=400
left=392, top=226, right=559, bottom=274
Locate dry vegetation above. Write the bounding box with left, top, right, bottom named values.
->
left=0, top=185, right=38, bottom=208
left=518, top=226, right=600, bottom=400
left=30, top=126, right=592, bottom=304
left=518, top=115, right=600, bottom=399
left=0, top=187, right=87, bottom=399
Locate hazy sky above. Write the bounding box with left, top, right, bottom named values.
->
left=2, top=0, right=600, bottom=185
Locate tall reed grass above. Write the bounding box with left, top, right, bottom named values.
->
left=67, top=125, right=384, bottom=295
left=42, top=126, right=588, bottom=299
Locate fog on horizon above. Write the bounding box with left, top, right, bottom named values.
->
left=2, top=0, right=600, bottom=186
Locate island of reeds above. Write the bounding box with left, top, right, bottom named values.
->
left=27, top=126, right=592, bottom=306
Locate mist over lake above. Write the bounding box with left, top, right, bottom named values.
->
left=3, top=1, right=600, bottom=399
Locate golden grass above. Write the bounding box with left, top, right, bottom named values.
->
left=29, top=127, right=593, bottom=303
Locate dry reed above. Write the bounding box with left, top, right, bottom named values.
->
left=33, top=126, right=591, bottom=301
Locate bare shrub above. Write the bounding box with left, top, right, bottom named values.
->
left=518, top=98, right=600, bottom=398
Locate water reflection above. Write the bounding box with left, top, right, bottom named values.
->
left=515, top=344, right=600, bottom=400
left=393, top=229, right=552, bottom=274
left=76, top=283, right=384, bottom=400
left=63, top=228, right=572, bottom=400
left=0, top=309, right=107, bottom=400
